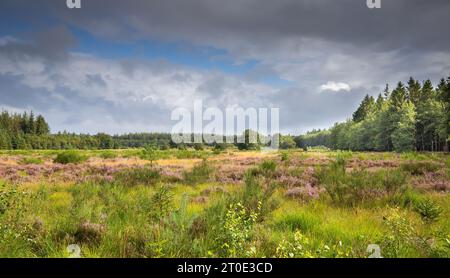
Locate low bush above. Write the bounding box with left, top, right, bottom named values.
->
left=221, top=202, right=260, bottom=257
left=149, top=185, right=174, bottom=221
left=379, top=208, right=428, bottom=258
left=400, top=161, right=440, bottom=175
left=183, top=160, right=214, bottom=185
left=241, top=171, right=278, bottom=218
left=53, top=151, right=87, bottom=164
left=414, top=199, right=442, bottom=223
left=280, top=152, right=289, bottom=162
left=259, top=160, right=277, bottom=177
left=317, top=158, right=407, bottom=206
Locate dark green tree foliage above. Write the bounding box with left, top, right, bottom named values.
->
left=390, top=82, right=407, bottom=109
left=352, top=95, right=375, bottom=122
left=279, top=135, right=296, bottom=149
left=407, top=77, right=422, bottom=106
left=0, top=111, right=50, bottom=150
left=236, top=129, right=262, bottom=150
left=299, top=77, right=450, bottom=152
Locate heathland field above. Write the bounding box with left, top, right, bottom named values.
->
left=0, top=148, right=449, bottom=258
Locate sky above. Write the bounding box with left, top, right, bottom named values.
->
left=0, top=0, right=449, bottom=135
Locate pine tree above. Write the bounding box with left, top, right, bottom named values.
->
left=420, top=79, right=434, bottom=102
left=35, top=115, right=50, bottom=135
left=407, top=77, right=421, bottom=106
left=375, top=94, right=385, bottom=110
left=383, top=84, right=390, bottom=98
left=390, top=82, right=407, bottom=109
left=29, top=111, right=36, bottom=134
left=353, top=94, right=375, bottom=122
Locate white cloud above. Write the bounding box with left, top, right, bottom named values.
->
left=319, top=81, right=351, bottom=92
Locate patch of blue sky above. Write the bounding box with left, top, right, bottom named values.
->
left=0, top=17, right=291, bottom=88
left=69, top=26, right=257, bottom=74
left=70, top=27, right=293, bottom=87
left=259, top=75, right=293, bottom=87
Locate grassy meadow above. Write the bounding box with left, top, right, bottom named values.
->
left=0, top=148, right=449, bottom=258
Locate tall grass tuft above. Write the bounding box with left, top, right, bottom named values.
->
left=114, top=167, right=161, bottom=186
left=183, top=159, right=214, bottom=185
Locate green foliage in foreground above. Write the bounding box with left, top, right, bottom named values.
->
left=316, top=157, right=407, bottom=206
left=0, top=153, right=449, bottom=258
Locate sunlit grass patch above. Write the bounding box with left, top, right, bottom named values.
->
left=18, top=156, right=44, bottom=165
left=48, top=191, right=73, bottom=211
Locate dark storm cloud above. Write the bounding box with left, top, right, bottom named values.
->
left=2, top=0, right=448, bottom=52
left=0, top=0, right=449, bottom=134
left=0, top=25, right=76, bottom=62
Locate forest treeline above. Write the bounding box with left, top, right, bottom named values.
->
left=1, top=76, right=449, bottom=151
left=0, top=112, right=265, bottom=150
left=0, top=112, right=173, bottom=150
left=297, top=76, right=450, bottom=152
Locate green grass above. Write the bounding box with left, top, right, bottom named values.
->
left=113, top=167, right=161, bottom=187
left=183, top=160, right=215, bottom=185
left=18, top=156, right=44, bottom=165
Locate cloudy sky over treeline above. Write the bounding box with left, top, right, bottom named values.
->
left=0, top=0, right=449, bottom=134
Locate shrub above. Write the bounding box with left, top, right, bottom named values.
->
left=241, top=171, right=278, bottom=218
left=114, top=167, right=161, bottom=186
left=53, top=151, right=86, bottom=164
left=317, top=158, right=407, bottom=206
left=414, top=199, right=442, bottom=223
left=149, top=185, right=174, bottom=220
left=183, top=160, right=214, bottom=185
left=388, top=188, right=423, bottom=208
left=140, top=145, right=158, bottom=165
left=400, top=161, right=440, bottom=175
left=213, top=143, right=229, bottom=152
left=221, top=202, right=260, bottom=257
left=280, top=152, right=289, bottom=162
left=379, top=208, right=423, bottom=258
left=259, top=160, right=277, bottom=177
